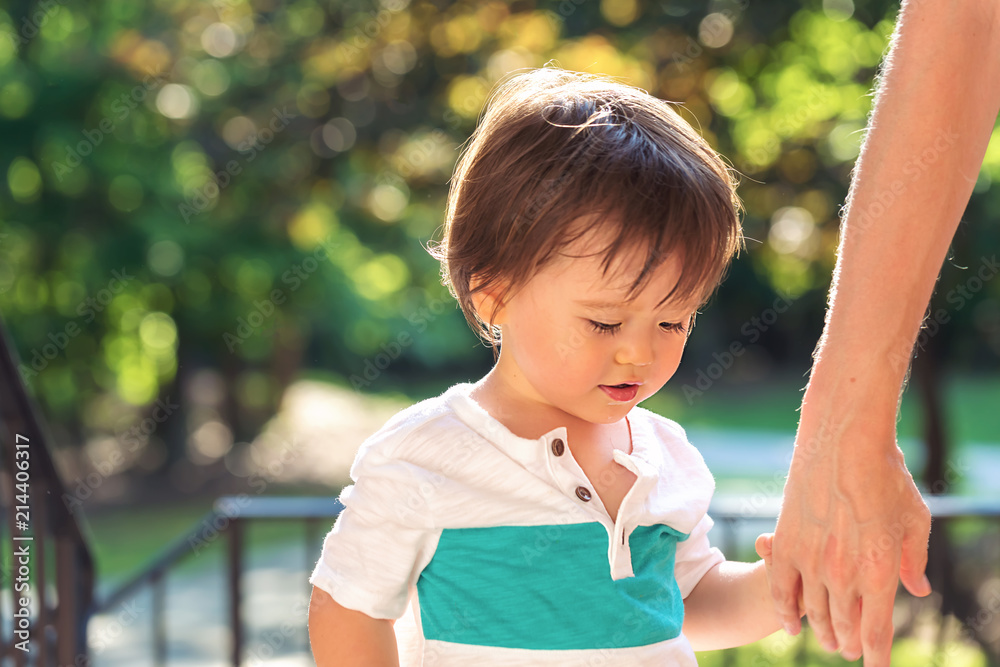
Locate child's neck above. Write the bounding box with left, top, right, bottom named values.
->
left=470, top=367, right=627, bottom=452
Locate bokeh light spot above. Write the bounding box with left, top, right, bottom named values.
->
left=148, top=240, right=185, bottom=277
left=699, top=13, right=734, bottom=49
left=8, top=157, right=42, bottom=203
left=156, top=84, right=198, bottom=120
left=201, top=23, right=238, bottom=58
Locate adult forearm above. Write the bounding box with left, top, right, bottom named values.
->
left=811, top=0, right=1000, bottom=420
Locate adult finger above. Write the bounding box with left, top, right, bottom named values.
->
left=801, top=579, right=837, bottom=653
left=768, top=543, right=803, bottom=636
left=829, top=591, right=862, bottom=661
left=859, top=587, right=895, bottom=667
left=898, top=506, right=932, bottom=598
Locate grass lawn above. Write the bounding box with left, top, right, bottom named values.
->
left=82, top=491, right=326, bottom=600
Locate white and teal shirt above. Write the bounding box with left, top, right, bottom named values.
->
left=309, top=381, right=725, bottom=666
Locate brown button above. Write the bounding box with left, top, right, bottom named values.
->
left=575, top=486, right=592, bottom=502
left=551, top=438, right=565, bottom=456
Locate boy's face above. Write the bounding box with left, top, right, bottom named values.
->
left=485, top=221, right=700, bottom=425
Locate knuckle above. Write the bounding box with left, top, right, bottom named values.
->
left=832, top=618, right=855, bottom=639
left=825, top=561, right=853, bottom=588
left=805, top=607, right=830, bottom=627
left=860, top=556, right=896, bottom=582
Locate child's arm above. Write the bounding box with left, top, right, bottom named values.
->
left=682, top=534, right=802, bottom=651
left=308, top=585, right=400, bottom=667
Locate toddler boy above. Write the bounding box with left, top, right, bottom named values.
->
left=308, top=66, right=794, bottom=666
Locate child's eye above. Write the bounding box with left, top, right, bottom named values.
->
left=588, top=320, right=621, bottom=335
left=660, top=321, right=687, bottom=333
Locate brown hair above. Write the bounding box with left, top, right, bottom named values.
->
left=427, top=66, right=743, bottom=359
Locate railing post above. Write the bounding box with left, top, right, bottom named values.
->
left=153, top=570, right=166, bottom=666
left=56, top=534, right=79, bottom=666
left=229, top=516, right=243, bottom=667
left=34, top=479, right=48, bottom=667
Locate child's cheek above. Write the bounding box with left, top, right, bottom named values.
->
left=552, top=324, right=591, bottom=369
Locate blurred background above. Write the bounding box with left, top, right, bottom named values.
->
left=1, top=0, right=999, bottom=664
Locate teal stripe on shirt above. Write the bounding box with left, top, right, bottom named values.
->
left=416, top=523, right=688, bottom=650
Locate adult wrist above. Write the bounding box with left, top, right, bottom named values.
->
left=796, top=347, right=903, bottom=453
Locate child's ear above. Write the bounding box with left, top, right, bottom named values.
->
left=469, top=276, right=508, bottom=327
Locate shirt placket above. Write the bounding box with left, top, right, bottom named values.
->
left=543, top=430, right=657, bottom=580
left=608, top=449, right=657, bottom=580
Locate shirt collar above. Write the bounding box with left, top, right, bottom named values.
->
left=443, top=381, right=650, bottom=466
left=443, top=382, right=712, bottom=536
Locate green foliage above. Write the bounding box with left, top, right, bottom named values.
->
left=1, top=0, right=998, bottom=465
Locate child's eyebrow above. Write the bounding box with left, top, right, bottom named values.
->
left=575, top=299, right=622, bottom=310
left=576, top=297, right=697, bottom=315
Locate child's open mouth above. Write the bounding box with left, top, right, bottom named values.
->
left=599, top=383, right=639, bottom=402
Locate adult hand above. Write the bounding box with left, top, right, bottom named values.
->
left=770, top=409, right=932, bottom=665
left=755, top=532, right=804, bottom=616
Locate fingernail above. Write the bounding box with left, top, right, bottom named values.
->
left=921, top=574, right=932, bottom=595
left=783, top=621, right=798, bottom=636
left=841, top=649, right=861, bottom=661
left=823, top=638, right=839, bottom=652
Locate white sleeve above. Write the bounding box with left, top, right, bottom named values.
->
left=308, top=450, right=439, bottom=620
left=674, top=513, right=725, bottom=599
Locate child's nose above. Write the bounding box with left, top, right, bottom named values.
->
left=614, top=332, right=654, bottom=367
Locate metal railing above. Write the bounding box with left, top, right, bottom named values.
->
left=94, top=491, right=1000, bottom=666
left=0, top=313, right=95, bottom=665
left=93, top=495, right=343, bottom=666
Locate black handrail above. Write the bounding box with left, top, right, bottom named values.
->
left=92, top=492, right=1000, bottom=665
left=0, top=312, right=95, bottom=665
left=93, top=495, right=344, bottom=666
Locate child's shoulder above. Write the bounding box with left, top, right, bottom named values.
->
left=630, top=404, right=691, bottom=442
left=630, top=405, right=708, bottom=466
left=349, top=383, right=476, bottom=472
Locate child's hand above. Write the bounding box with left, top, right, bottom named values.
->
left=756, top=533, right=805, bottom=619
